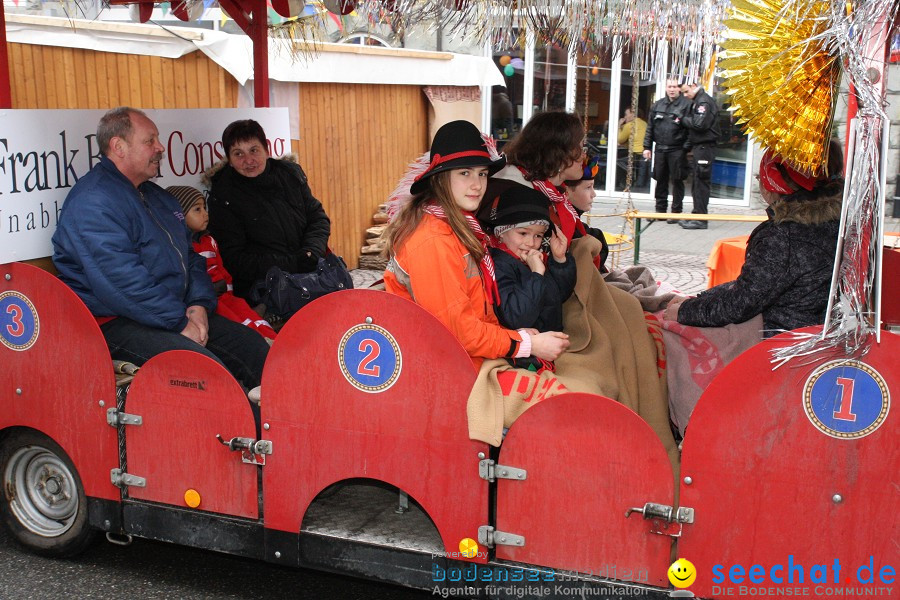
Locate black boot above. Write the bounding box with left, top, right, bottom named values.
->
left=679, top=220, right=708, bottom=230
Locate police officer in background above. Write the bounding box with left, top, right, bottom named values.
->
left=678, top=81, right=721, bottom=230
left=643, top=79, right=691, bottom=222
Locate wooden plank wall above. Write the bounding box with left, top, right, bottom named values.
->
left=293, top=82, right=428, bottom=268
left=9, top=43, right=236, bottom=109
left=8, top=42, right=430, bottom=268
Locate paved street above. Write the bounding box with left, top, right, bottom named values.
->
left=0, top=526, right=434, bottom=600
left=586, top=195, right=900, bottom=296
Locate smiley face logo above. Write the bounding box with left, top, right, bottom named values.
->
left=668, top=558, right=696, bottom=588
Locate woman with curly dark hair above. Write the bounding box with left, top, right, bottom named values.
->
left=484, top=111, right=588, bottom=244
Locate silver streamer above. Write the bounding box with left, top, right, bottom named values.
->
left=287, top=0, right=730, bottom=84
left=770, top=0, right=898, bottom=368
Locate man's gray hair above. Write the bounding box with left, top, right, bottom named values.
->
left=97, top=107, right=147, bottom=156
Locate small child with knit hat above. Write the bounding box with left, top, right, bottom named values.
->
left=480, top=185, right=576, bottom=371
left=564, top=154, right=610, bottom=271
left=167, top=186, right=277, bottom=342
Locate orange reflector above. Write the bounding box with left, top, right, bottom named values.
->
left=184, top=489, right=201, bottom=508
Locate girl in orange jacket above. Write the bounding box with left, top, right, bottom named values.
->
left=383, top=120, right=569, bottom=371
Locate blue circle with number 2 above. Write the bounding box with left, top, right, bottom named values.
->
left=0, top=292, right=39, bottom=351
left=339, top=325, right=401, bottom=393
left=805, top=361, right=889, bottom=439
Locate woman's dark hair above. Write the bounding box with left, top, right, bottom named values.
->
left=503, top=111, right=584, bottom=181
left=222, top=119, right=268, bottom=156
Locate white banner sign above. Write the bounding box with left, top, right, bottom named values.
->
left=0, top=107, right=290, bottom=264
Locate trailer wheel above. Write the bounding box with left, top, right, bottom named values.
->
left=0, top=430, right=96, bottom=557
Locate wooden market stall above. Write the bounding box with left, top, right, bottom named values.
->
left=2, top=14, right=500, bottom=268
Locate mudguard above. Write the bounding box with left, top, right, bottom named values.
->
left=679, top=328, right=899, bottom=598
left=0, top=262, right=118, bottom=502
left=261, top=289, right=490, bottom=561
left=124, top=350, right=259, bottom=518
left=496, top=393, right=675, bottom=587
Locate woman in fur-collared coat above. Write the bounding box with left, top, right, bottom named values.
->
left=204, top=119, right=331, bottom=302
left=665, top=141, right=844, bottom=337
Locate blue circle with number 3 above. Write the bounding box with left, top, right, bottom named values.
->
left=803, top=361, right=889, bottom=439
left=0, top=291, right=39, bottom=351
left=338, top=324, right=402, bottom=393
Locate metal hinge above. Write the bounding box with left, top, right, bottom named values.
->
left=478, top=459, right=526, bottom=482
left=478, top=525, right=525, bottom=548
left=106, top=407, right=142, bottom=427
left=110, top=468, right=146, bottom=488
left=625, top=502, right=695, bottom=538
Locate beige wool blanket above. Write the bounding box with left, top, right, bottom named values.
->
left=467, top=235, right=679, bottom=472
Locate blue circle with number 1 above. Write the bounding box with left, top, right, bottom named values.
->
left=338, top=324, right=402, bottom=393
left=0, top=291, right=40, bottom=351
left=803, top=360, right=890, bottom=440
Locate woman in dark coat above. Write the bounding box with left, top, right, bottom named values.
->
left=205, top=119, right=331, bottom=301
left=665, top=141, right=844, bottom=336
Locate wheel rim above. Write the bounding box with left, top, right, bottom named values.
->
left=4, top=445, right=79, bottom=537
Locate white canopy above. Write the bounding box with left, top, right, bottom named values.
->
left=6, top=14, right=504, bottom=88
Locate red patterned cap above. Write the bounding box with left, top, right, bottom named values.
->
left=758, top=151, right=818, bottom=195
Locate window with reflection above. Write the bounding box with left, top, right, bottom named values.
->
left=492, top=36, right=526, bottom=148
left=574, top=51, right=612, bottom=191
left=708, top=80, right=749, bottom=201
left=532, top=42, right=569, bottom=115
left=613, top=48, right=655, bottom=194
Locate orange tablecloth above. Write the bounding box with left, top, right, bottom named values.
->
left=705, top=233, right=900, bottom=323
left=706, top=235, right=749, bottom=289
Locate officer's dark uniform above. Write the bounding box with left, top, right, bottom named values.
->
left=643, top=94, right=691, bottom=215
left=680, top=87, right=721, bottom=225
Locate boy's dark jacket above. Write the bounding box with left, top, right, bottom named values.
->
left=490, top=248, right=576, bottom=332
left=205, top=156, right=331, bottom=300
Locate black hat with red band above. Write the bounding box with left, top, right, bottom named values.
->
left=409, top=120, right=506, bottom=194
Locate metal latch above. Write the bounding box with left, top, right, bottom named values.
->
left=625, top=502, right=694, bottom=538
left=110, top=468, right=146, bottom=488
left=216, top=435, right=273, bottom=465
left=478, top=459, right=526, bottom=482
left=106, top=407, right=142, bottom=427
left=478, top=525, right=525, bottom=548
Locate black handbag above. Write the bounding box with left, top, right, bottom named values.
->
left=251, top=254, right=353, bottom=319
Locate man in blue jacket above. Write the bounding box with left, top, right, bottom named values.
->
left=52, top=107, right=269, bottom=389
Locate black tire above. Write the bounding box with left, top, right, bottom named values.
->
left=0, top=429, right=96, bottom=557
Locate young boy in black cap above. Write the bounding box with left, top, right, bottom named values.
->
left=564, top=154, right=610, bottom=271
left=480, top=185, right=576, bottom=371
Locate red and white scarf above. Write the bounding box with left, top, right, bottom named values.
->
left=424, top=202, right=501, bottom=306
left=520, top=167, right=587, bottom=241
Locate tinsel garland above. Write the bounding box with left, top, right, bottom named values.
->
left=719, top=0, right=841, bottom=174
left=260, top=0, right=730, bottom=83
left=754, top=0, right=898, bottom=366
